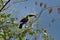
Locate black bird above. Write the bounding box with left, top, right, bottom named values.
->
left=19, top=17, right=28, bottom=28
left=19, top=14, right=37, bottom=29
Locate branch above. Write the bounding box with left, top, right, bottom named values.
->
left=0, top=0, right=10, bottom=12
left=2, top=0, right=28, bottom=11
left=33, top=6, right=60, bottom=23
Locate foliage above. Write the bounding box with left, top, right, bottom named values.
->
left=0, top=12, right=42, bottom=40
left=0, top=12, right=53, bottom=40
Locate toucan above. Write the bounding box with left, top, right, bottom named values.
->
left=19, top=14, right=37, bottom=29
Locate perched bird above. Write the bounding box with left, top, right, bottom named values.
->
left=19, top=17, right=28, bottom=28
left=19, top=14, right=37, bottom=29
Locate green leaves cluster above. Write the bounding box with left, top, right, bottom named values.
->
left=0, top=12, right=41, bottom=40
left=0, top=12, right=54, bottom=40
left=0, top=12, right=19, bottom=40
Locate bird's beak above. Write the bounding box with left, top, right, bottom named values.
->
left=34, top=15, right=38, bottom=18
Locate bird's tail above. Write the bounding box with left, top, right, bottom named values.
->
left=19, top=23, right=24, bottom=29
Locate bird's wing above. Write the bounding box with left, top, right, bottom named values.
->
left=20, top=18, right=28, bottom=22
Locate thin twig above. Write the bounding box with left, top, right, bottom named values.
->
left=32, top=6, right=60, bottom=23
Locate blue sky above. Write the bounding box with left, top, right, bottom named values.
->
left=5, top=0, right=60, bottom=40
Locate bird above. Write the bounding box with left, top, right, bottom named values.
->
left=19, top=14, right=37, bottom=29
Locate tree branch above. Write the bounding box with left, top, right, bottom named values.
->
left=33, top=6, right=60, bottom=23
left=2, top=0, right=28, bottom=11
left=0, top=0, right=10, bottom=12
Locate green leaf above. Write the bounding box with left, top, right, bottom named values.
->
left=14, top=23, right=19, bottom=26
left=26, top=39, right=29, bottom=40
left=10, top=18, right=15, bottom=23
left=7, top=13, right=11, bottom=17
left=10, top=18, right=15, bottom=21
left=42, top=35, right=48, bottom=39
left=8, top=31, right=12, bottom=37
left=28, top=29, right=34, bottom=35
left=18, top=33, right=26, bottom=40
left=35, top=29, right=42, bottom=33
left=0, top=14, right=2, bottom=18
left=0, top=34, right=3, bottom=38
left=36, top=24, right=39, bottom=28
left=50, top=37, right=54, bottom=40
left=0, top=34, right=3, bottom=40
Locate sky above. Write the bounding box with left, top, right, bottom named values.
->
left=4, top=0, right=60, bottom=40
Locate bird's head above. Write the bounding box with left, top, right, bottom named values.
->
left=26, top=14, right=37, bottom=19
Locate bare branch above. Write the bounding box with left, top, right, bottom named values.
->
left=32, top=6, right=60, bottom=23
